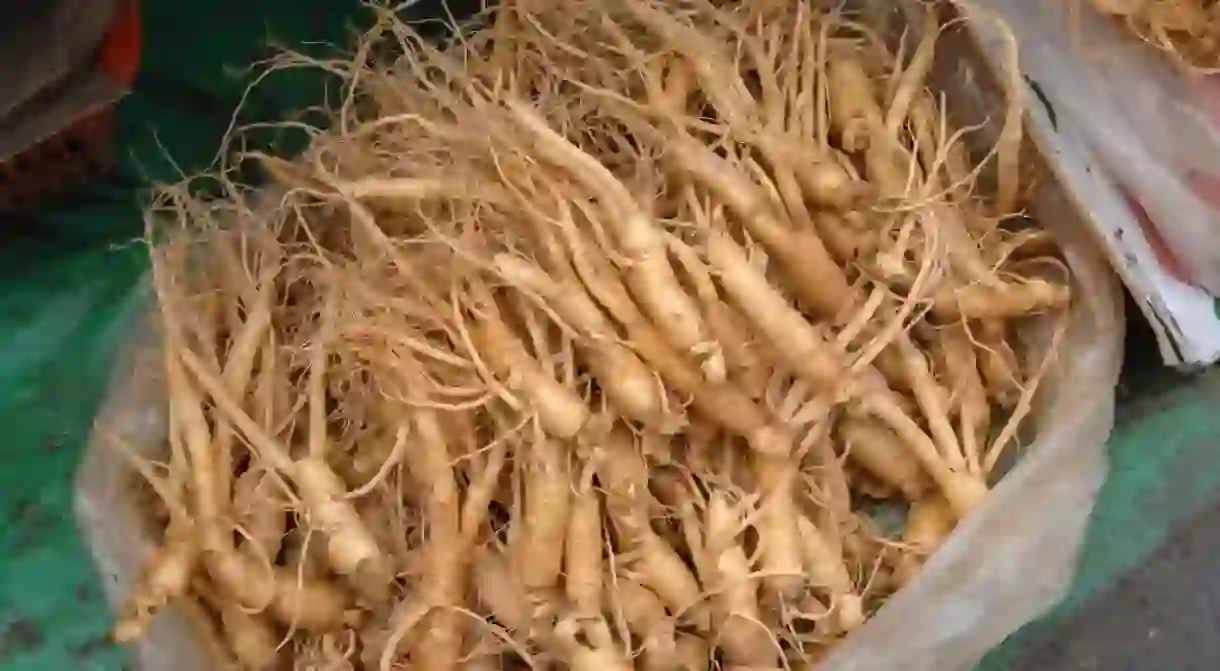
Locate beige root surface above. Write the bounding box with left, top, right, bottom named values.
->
left=112, top=1, right=1071, bottom=669
left=1088, top=0, right=1220, bottom=72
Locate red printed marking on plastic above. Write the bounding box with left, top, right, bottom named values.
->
left=1119, top=188, right=1196, bottom=287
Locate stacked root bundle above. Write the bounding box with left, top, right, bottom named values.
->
left=1088, top=0, right=1220, bottom=71
left=111, top=1, right=1071, bottom=668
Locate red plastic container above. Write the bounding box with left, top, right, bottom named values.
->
left=0, top=0, right=141, bottom=210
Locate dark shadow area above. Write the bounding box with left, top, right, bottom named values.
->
left=1010, top=493, right=1220, bottom=671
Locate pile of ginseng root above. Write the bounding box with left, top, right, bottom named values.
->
left=1089, top=0, right=1220, bottom=71
left=109, top=1, right=1072, bottom=669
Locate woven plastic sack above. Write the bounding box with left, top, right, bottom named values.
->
left=73, top=4, right=1125, bottom=669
